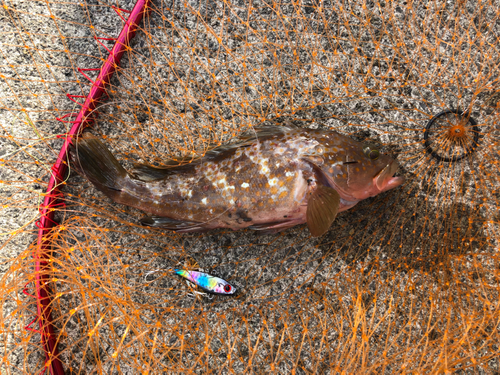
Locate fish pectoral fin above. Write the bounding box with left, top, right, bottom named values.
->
left=306, top=185, right=340, bottom=237
left=140, top=216, right=209, bottom=233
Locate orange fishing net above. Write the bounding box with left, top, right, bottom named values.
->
left=1, top=0, right=499, bottom=373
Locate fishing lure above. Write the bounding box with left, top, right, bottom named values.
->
left=174, top=269, right=236, bottom=295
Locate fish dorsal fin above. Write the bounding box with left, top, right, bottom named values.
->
left=201, top=124, right=297, bottom=161
left=131, top=162, right=196, bottom=181
left=306, top=184, right=340, bottom=237
left=233, top=123, right=297, bottom=143
left=132, top=124, right=298, bottom=181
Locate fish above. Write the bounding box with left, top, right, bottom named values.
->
left=174, top=269, right=236, bottom=295
left=73, top=123, right=405, bottom=237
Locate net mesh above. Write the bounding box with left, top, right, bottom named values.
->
left=1, top=0, right=500, bottom=373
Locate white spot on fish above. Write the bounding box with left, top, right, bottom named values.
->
left=241, top=182, right=249, bottom=188
left=187, top=190, right=192, bottom=198
left=285, top=171, right=295, bottom=177
left=268, top=177, right=278, bottom=186
left=202, top=197, right=208, bottom=205
left=229, top=199, right=235, bottom=205
left=258, top=159, right=270, bottom=175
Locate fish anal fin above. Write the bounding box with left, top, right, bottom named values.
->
left=140, top=216, right=210, bottom=233
left=306, top=185, right=340, bottom=237
left=248, top=220, right=301, bottom=234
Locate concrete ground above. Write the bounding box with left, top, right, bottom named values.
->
left=1, top=0, right=499, bottom=373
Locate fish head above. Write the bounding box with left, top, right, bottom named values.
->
left=213, top=280, right=237, bottom=295
left=319, top=137, right=405, bottom=201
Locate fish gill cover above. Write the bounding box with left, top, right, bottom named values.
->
left=0, top=0, right=499, bottom=373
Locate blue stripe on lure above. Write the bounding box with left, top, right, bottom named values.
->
left=174, top=269, right=236, bottom=295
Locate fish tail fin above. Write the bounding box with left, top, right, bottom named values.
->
left=73, top=134, right=131, bottom=197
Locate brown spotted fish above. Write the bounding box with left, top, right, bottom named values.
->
left=74, top=124, right=404, bottom=237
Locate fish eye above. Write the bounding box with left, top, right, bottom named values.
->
left=368, top=149, right=380, bottom=160
left=224, top=284, right=232, bottom=293
left=363, top=145, right=380, bottom=160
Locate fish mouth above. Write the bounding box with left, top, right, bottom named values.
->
left=375, top=160, right=405, bottom=192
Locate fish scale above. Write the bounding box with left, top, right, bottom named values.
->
left=74, top=124, right=404, bottom=236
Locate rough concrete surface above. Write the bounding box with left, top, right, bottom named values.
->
left=1, top=0, right=499, bottom=373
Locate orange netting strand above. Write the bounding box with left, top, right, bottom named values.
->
left=33, top=1, right=150, bottom=373
left=0, top=1, right=499, bottom=373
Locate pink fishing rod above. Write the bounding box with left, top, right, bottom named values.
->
left=34, top=1, right=150, bottom=373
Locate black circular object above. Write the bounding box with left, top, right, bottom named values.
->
left=423, top=109, right=481, bottom=162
